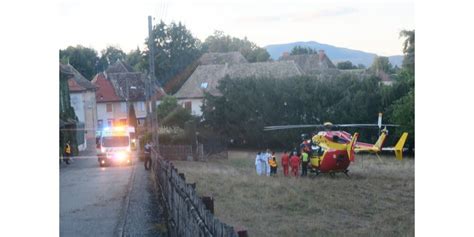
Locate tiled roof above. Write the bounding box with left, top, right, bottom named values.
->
left=199, top=52, right=248, bottom=65
left=107, top=72, right=147, bottom=101
left=174, top=61, right=303, bottom=99
left=279, top=53, right=336, bottom=74
left=91, top=73, right=122, bottom=102
left=61, top=63, right=96, bottom=92
left=105, top=60, right=134, bottom=74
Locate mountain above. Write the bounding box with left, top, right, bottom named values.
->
left=264, top=41, right=403, bottom=67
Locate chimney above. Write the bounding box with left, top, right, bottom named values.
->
left=318, top=50, right=325, bottom=62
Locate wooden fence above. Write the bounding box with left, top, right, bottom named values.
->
left=151, top=148, right=246, bottom=237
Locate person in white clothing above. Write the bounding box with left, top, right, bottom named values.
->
left=255, top=152, right=263, bottom=175
left=265, top=149, right=271, bottom=176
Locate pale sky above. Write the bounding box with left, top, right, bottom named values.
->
left=58, top=0, right=414, bottom=56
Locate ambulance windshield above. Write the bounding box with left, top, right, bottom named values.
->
left=102, top=136, right=129, bottom=147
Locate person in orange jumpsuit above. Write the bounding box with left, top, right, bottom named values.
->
left=281, top=151, right=290, bottom=176
left=289, top=151, right=300, bottom=177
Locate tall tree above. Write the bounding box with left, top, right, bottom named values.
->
left=144, top=21, right=202, bottom=85
left=59, top=45, right=100, bottom=80
left=125, top=47, right=146, bottom=72
left=400, top=30, right=415, bottom=74
left=371, top=56, right=393, bottom=74
left=98, top=46, right=127, bottom=70
left=202, top=31, right=270, bottom=62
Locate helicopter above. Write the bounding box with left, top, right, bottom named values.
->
left=264, top=113, right=409, bottom=176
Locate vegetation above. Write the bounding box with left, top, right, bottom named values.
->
left=337, top=60, right=358, bottom=70
left=202, top=30, right=270, bottom=62
left=156, top=95, right=194, bottom=128
left=172, top=150, right=414, bottom=237
left=59, top=45, right=101, bottom=80
left=202, top=74, right=385, bottom=148
left=370, top=56, right=394, bottom=74
left=290, top=46, right=317, bottom=55
left=142, top=21, right=203, bottom=85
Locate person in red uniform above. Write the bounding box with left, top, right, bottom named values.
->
left=289, top=151, right=300, bottom=177
left=281, top=151, right=290, bottom=176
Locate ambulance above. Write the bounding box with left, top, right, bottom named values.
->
left=97, top=126, right=133, bottom=167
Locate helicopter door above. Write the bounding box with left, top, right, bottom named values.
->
left=310, top=146, right=325, bottom=168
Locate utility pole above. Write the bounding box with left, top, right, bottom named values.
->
left=147, top=15, right=159, bottom=150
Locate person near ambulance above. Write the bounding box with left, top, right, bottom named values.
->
left=255, top=152, right=263, bottom=175
left=289, top=151, right=300, bottom=177
left=64, top=141, right=72, bottom=165
left=269, top=151, right=278, bottom=176
left=300, top=150, right=309, bottom=176
left=280, top=151, right=290, bottom=176
left=144, top=141, right=152, bottom=170
left=265, top=149, right=272, bottom=176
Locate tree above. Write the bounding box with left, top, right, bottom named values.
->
left=290, top=46, right=317, bottom=55
left=59, top=45, right=100, bottom=80
left=156, top=95, right=193, bottom=128
left=144, top=21, right=202, bottom=85
left=337, top=61, right=357, bottom=70
left=98, top=46, right=127, bottom=71
left=202, top=31, right=270, bottom=62
left=371, top=56, right=393, bottom=74
left=126, top=47, right=146, bottom=72
left=400, top=30, right=415, bottom=74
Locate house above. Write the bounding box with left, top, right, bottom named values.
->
left=61, top=63, right=98, bottom=151
left=92, top=60, right=166, bottom=129
left=174, top=61, right=303, bottom=116
left=198, top=52, right=248, bottom=65
left=279, top=50, right=336, bottom=74
left=60, top=64, right=80, bottom=154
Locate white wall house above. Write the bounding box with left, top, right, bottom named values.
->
left=66, top=65, right=98, bottom=151
left=92, top=60, right=166, bottom=130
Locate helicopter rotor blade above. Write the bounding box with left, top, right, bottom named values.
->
left=263, top=124, right=326, bottom=131
left=335, top=124, right=400, bottom=128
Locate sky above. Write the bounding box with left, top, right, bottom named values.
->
left=58, top=0, right=414, bottom=56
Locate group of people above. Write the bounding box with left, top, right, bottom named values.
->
left=255, top=149, right=311, bottom=177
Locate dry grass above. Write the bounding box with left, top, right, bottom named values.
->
left=171, top=150, right=414, bottom=237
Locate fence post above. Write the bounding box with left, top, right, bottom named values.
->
left=201, top=196, right=214, bottom=214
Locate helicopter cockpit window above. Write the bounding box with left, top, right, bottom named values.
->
left=312, top=145, right=325, bottom=156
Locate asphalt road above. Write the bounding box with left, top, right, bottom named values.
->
left=60, top=151, right=166, bottom=237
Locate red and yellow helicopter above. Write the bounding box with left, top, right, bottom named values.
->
left=264, top=113, right=409, bottom=176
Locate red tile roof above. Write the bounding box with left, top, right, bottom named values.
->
left=91, top=73, right=122, bottom=102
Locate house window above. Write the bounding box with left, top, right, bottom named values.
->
left=184, top=101, right=192, bottom=112
left=200, top=82, right=208, bottom=89
left=107, top=119, right=113, bottom=127
left=121, top=103, right=127, bottom=113
left=106, top=103, right=113, bottom=112
left=137, top=101, right=145, bottom=111
left=97, top=120, right=103, bottom=129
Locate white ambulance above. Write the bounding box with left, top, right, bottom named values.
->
left=97, top=126, right=133, bottom=167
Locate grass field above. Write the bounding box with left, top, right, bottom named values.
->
left=171, top=150, right=414, bottom=237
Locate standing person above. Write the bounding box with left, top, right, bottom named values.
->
left=281, top=151, right=290, bottom=177
left=64, top=141, right=72, bottom=165
left=144, top=141, right=152, bottom=170
left=269, top=152, right=278, bottom=176
left=265, top=149, right=272, bottom=176
left=290, top=152, right=300, bottom=177
left=255, top=152, right=262, bottom=175
left=300, top=150, right=309, bottom=177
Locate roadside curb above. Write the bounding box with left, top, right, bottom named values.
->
left=116, top=159, right=136, bottom=237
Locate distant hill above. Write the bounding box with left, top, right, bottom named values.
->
left=265, top=41, right=403, bottom=67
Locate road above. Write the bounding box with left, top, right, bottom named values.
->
left=60, top=150, right=166, bottom=237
